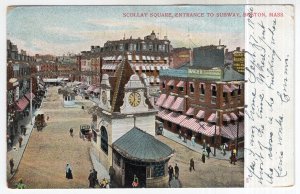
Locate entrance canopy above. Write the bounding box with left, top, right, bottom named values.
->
left=113, top=127, right=173, bottom=162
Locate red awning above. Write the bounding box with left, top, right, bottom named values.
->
left=220, top=121, right=244, bottom=140
left=87, top=85, right=96, bottom=92
left=162, top=95, right=175, bottom=109
left=156, top=94, right=167, bottom=106
left=207, top=113, right=216, bottom=123
left=16, top=97, right=29, bottom=112
left=25, top=92, right=35, bottom=100
left=167, top=80, right=174, bottom=86
left=176, top=81, right=185, bottom=87
left=223, top=114, right=231, bottom=122
left=186, top=107, right=194, bottom=116
left=164, top=112, right=186, bottom=125
left=223, top=85, right=232, bottom=93
left=230, top=112, right=238, bottom=121
left=231, top=84, right=239, bottom=90
left=93, top=88, right=100, bottom=93
left=180, top=119, right=219, bottom=137
left=170, top=97, right=184, bottom=111
left=157, top=109, right=171, bottom=119
left=196, top=110, right=205, bottom=119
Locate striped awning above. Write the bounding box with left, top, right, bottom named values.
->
left=164, top=112, right=187, bottom=125
left=151, top=56, right=155, bottom=60
left=156, top=77, right=160, bottom=84
left=223, top=114, right=231, bottom=122
left=150, top=66, right=155, bottom=71
left=220, top=121, right=244, bottom=139
left=170, top=97, right=184, bottom=111
left=162, top=95, right=175, bottom=109
left=128, top=55, right=132, bottom=60
left=231, top=84, right=239, bottom=90
left=135, top=66, right=140, bottom=71
left=223, top=85, right=233, bottom=93
left=156, top=94, right=167, bottom=106
left=16, top=97, right=29, bottom=112
left=87, top=85, right=96, bottom=92
left=156, top=66, right=161, bottom=70
left=141, top=66, right=146, bottom=70
left=180, top=119, right=219, bottom=137
left=176, top=81, right=185, bottom=87
left=230, top=112, right=238, bottom=121
left=239, top=111, right=244, bottom=117
left=167, top=80, right=174, bottom=86
left=135, top=55, right=140, bottom=60
left=142, top=56, right=146, bottom=60
left=196, top=110, right=205, bottom=119
left=186, top=107, right=194, bottom=116
left=157, top=109, right=170, bottom=119
left=150, top=77, right=154, bottom=83
left=25, top=92, right=35, bottom=100
left=117, top=55, right=122, bottom=60
left=146, top=66, right=150, bottom=70
left=207, top=113, right=216, bottom=123
left=93, top=88, right=100, bottom=93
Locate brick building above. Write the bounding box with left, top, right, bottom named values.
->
left=156, top=67, right=245, bottom=149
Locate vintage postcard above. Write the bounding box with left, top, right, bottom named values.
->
left=2, top=0, right=297, bottom=192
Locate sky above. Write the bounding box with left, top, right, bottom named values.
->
left=7, top=5, right=245, bottom=56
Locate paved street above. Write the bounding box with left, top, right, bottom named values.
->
left=8, top=86, right=95, bottom=188
left=156, top=135, right=244, bottom=187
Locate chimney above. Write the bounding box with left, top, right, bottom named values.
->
left=236, top=47, right=240, bottom=51
left=91, top=46, right=95, bottom=50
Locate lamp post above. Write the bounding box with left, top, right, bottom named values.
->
left=213, top=110, right=218, bottom=156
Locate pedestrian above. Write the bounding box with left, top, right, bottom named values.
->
left=202, top=149, right=206, bottom=163
left=15, top=178, right=26, bottom=189
left=88, top=170, right=95, bottom=188
left=10, top=135, right=14, bottom=147
left=132, top=174, right=139, bottom=188
left=8, top=138, right=12, bottom=149
left=206, top=144, right=212, bottom=158
left=69, top=128, right=74, bottom=137
left=202, top=139, right=207, bottom=149
left=191, top=135, right=195, bottom=146
left=47, top=115, right=49, bottom=121
left=9, top=158, right=14, bottom=174
left=183, top=132, right=187, bottom=143
left=93, top=168, right=99, bottom=186
left=20, top=127, right=24, bottom=136
left=18, top=136, right=23, bottom=148
left=178, top=130, right=182, bottom=139
left=23, top=127, right=27, bottom=136
left=189, top=158, right=195, bottom=171
left=230, top=150, right=237, bottom=165
left=168, top=165, right=174, bottom=184
left=174, top=163, right=179, bottom=179
left=66, top=163, right=73, bottom=179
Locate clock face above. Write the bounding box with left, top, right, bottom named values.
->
left=101, top=91, right=107, bottom=104
left=128, top=92, right=141, bottom=107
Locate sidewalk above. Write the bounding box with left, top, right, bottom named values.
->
left=6, top=113, right=36, bottom=181
left=161, top=129, right=244, bottom=160
left=89, top=148, right=110, bottom=184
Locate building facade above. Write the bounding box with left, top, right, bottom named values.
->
left=156, top=68, right=245, bottom=149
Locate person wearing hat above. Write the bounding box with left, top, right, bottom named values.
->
left=9, top=158, right=14, bottom=174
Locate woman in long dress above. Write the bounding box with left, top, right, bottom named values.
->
left=66, top=163, right=73, bottom=179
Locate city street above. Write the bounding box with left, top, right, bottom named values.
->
left=8, top=86, right=95, bottom=188
left=157, top=135, right=244, bottom=187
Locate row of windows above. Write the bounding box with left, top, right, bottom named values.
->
left=162, top=82, right=241, bottom=97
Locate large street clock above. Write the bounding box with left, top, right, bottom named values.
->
left=128, top=92, right=141, bottom=107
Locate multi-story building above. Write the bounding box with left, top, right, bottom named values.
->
left=170, top=47, right=191, bottom=69
left=156, top=67, right=245, bottom=149
left=193, top=45, right=226, bottom=69
left=7, top=40, right=37, bottom=137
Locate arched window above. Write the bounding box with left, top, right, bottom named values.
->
left=101, top=126, right=108, bottom=155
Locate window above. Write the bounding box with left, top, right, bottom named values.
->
left=169, top=85, right=174, bottom=90
left=162, top=81, right=166, bottom=89
left=189, top=82, right=194, bottom=93
left=231, top=90, right=236, bottom=96
left=200, top=83, right=205, bottom=95
left=168, top=121, right=172, bottom=128
left=101, top=126, right=108, bottom=154
left=179, top=87, right=184, bottom=92
left=113, top=152, right=121, bottom=167
left=212, top=85, right=217, bottom=97
left=146, top=166, right=154, bottom=178
left=147, top=163, right=165, bottom=178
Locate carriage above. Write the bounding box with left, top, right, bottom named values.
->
left=34, top=110, right=46, bottom=131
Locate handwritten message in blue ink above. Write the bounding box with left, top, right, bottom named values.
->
left=244, top=5, right=294, bottom=187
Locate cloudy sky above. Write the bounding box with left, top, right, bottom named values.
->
left=7, top=5, right=245, bottom=55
